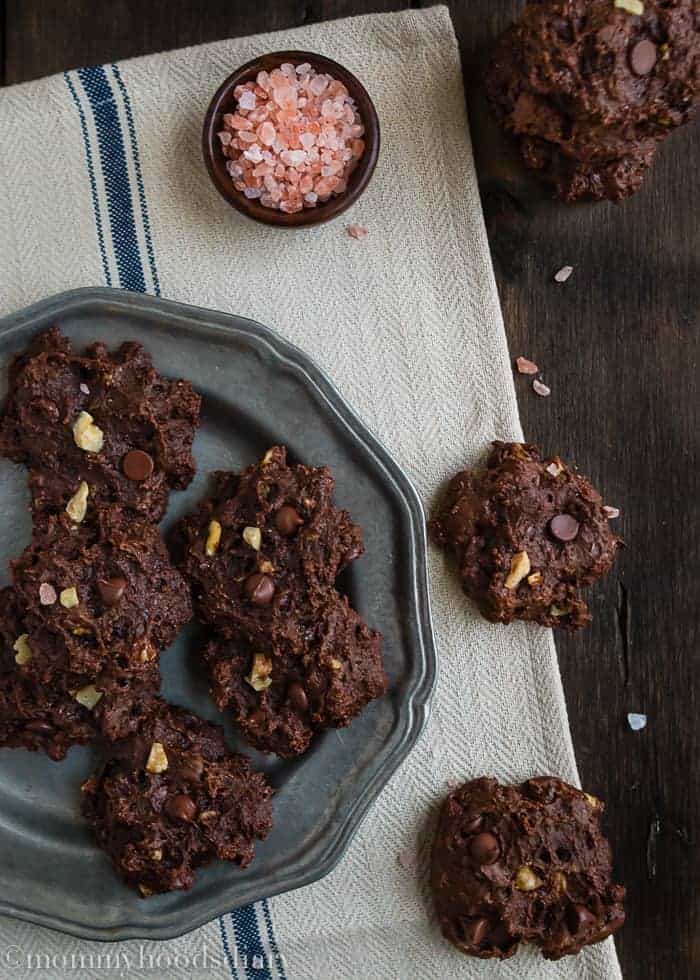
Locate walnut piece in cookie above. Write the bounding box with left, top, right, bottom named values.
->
left=430, top=442, right=621, bottom=630
left=81, top=699, right=273, bottom=895
left=0, top=326, right=201, bottom=523
left=201, top=592, right=387, bottom=758
left=431, top=776, right=626, bottom=960
left=175, top=445, right=364, bottom=645
left=485, top=0, right=699, bottom=202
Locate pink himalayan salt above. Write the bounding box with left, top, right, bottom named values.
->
left=347, top=224, right=368, bottom=240
left=218, top=64, right=365, bottom=212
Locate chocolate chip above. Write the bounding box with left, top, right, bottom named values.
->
left=469, top=831, right=500, bottom=865
left=122, top=449, right=154, bottom=481
left=243, top=573, right=275, bottom=605
left=97, top=576, right=127, bottom=606
left=287, top=681, right=308, bottom=713
left=178, top=755, right=204, bottom=782
left=549, top=514, right=580, bottom=542
left=463, top=917, right=490, bottom=946
left=275, top=505, right=303, bottom=536
left=630, top=39, right=657, bottom=76
left=566, top=903, right=597, bottom=934
left=164, top=794, right=197, bottom=823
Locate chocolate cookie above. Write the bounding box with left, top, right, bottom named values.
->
left=431, top=442, right=621, bottom=630
left=0, top=584, right=159, bottom=756
left=0, top=326, right=201, bottom=523
left=9, top=505, right=192, bottom=685
left=175, top=446, right=363, bottom=642
left=0, top=586, right=98, bottom=758
left=201, top=591, right=387, bottom=758
left=82, top=700, right=273, bottom=895
left=431, top=776, right=626, bottom=960
left=486, top=0, right=700, bottom=202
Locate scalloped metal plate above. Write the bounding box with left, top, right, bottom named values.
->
left=0, top=288, right=436, bottom=941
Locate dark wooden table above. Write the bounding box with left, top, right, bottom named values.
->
left=1, top=2, right=697, bottom=977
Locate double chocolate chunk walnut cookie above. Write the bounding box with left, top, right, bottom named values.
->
left=82, top=700, right=273, bottom=896
left=486, top=0, right=700, bottom=202
left=0, top=506, right=192, bottom=756
left=0, top=326, right=201, bottom=523
left=431, top=777, right=626, bottom=960
left=431, top=442, right=621, bottom=630
left=176, top=446, right=387, bottom=757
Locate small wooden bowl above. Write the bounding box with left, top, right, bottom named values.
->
left=203, top=50, right=380, bottom=228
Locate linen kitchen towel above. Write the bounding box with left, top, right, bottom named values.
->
left=0, top=6, right=622, bottom=979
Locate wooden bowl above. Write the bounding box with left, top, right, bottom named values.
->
left=202, top=50, right=380, bottom=228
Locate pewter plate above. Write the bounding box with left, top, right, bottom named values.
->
left=0, top=288, right=436, bottom=941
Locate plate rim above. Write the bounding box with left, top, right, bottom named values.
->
left=0, top=287, right=437, bottom=941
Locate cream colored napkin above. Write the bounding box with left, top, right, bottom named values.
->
left=0, top=6, right=621, bottom=978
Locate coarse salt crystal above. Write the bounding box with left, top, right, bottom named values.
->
left=533, top=379, right=551, bottom=397
left=238, top=90, right=256, bottom=110
left=516, top=356, right=539, bottom=375
left=39, top=582, right=57, bottom=605
left=243, top=145, right=264, bottom=163
left=627, top=712, right=647, bottom=731
left=603, top=505, right=620, bottom=519
left=79, top=383, right=90, bottom=395
left=348, top=224, right=368, bottom=240
left=554, top=265, right=574, bottom=283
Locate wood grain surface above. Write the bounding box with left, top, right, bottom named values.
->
left=1, top=2, right=698, bottom=978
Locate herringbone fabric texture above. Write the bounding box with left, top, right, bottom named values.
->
left=0, top=6, right=622, bottom=978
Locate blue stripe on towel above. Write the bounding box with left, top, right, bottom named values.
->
left=110, top=63, right=162, bottom=296
left=261, top=899, right=287, bottom=979
left=66, top=57, right=287, bottom=979
left=229, top=904, right=274, bottom=979
left=76, top=65, right=147, bottom=292
left=63, top=71, right=112, bottom=286
left=219, top=915, right=241, bottom=979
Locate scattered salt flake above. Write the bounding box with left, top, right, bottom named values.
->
left=554, top=265, right=574, bottom=283
left=627, top=712, right=647, bottom=731
left=533, top=379, right=551, bottom=397
left=79, top=383, right=90, bottom=395
left=546, top=461, right=564, bottom=477
left=516, top=356, right=539, bottom=375
left=39, top=583, right=57, bottom=606
left=603, top=505, right=620, bottom=519
left=347, top=224, right=368, bottom=240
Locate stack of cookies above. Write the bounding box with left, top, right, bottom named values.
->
left=0, top=330, right=250, bottom=893
left=0, top=326, right=387, bottom=896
